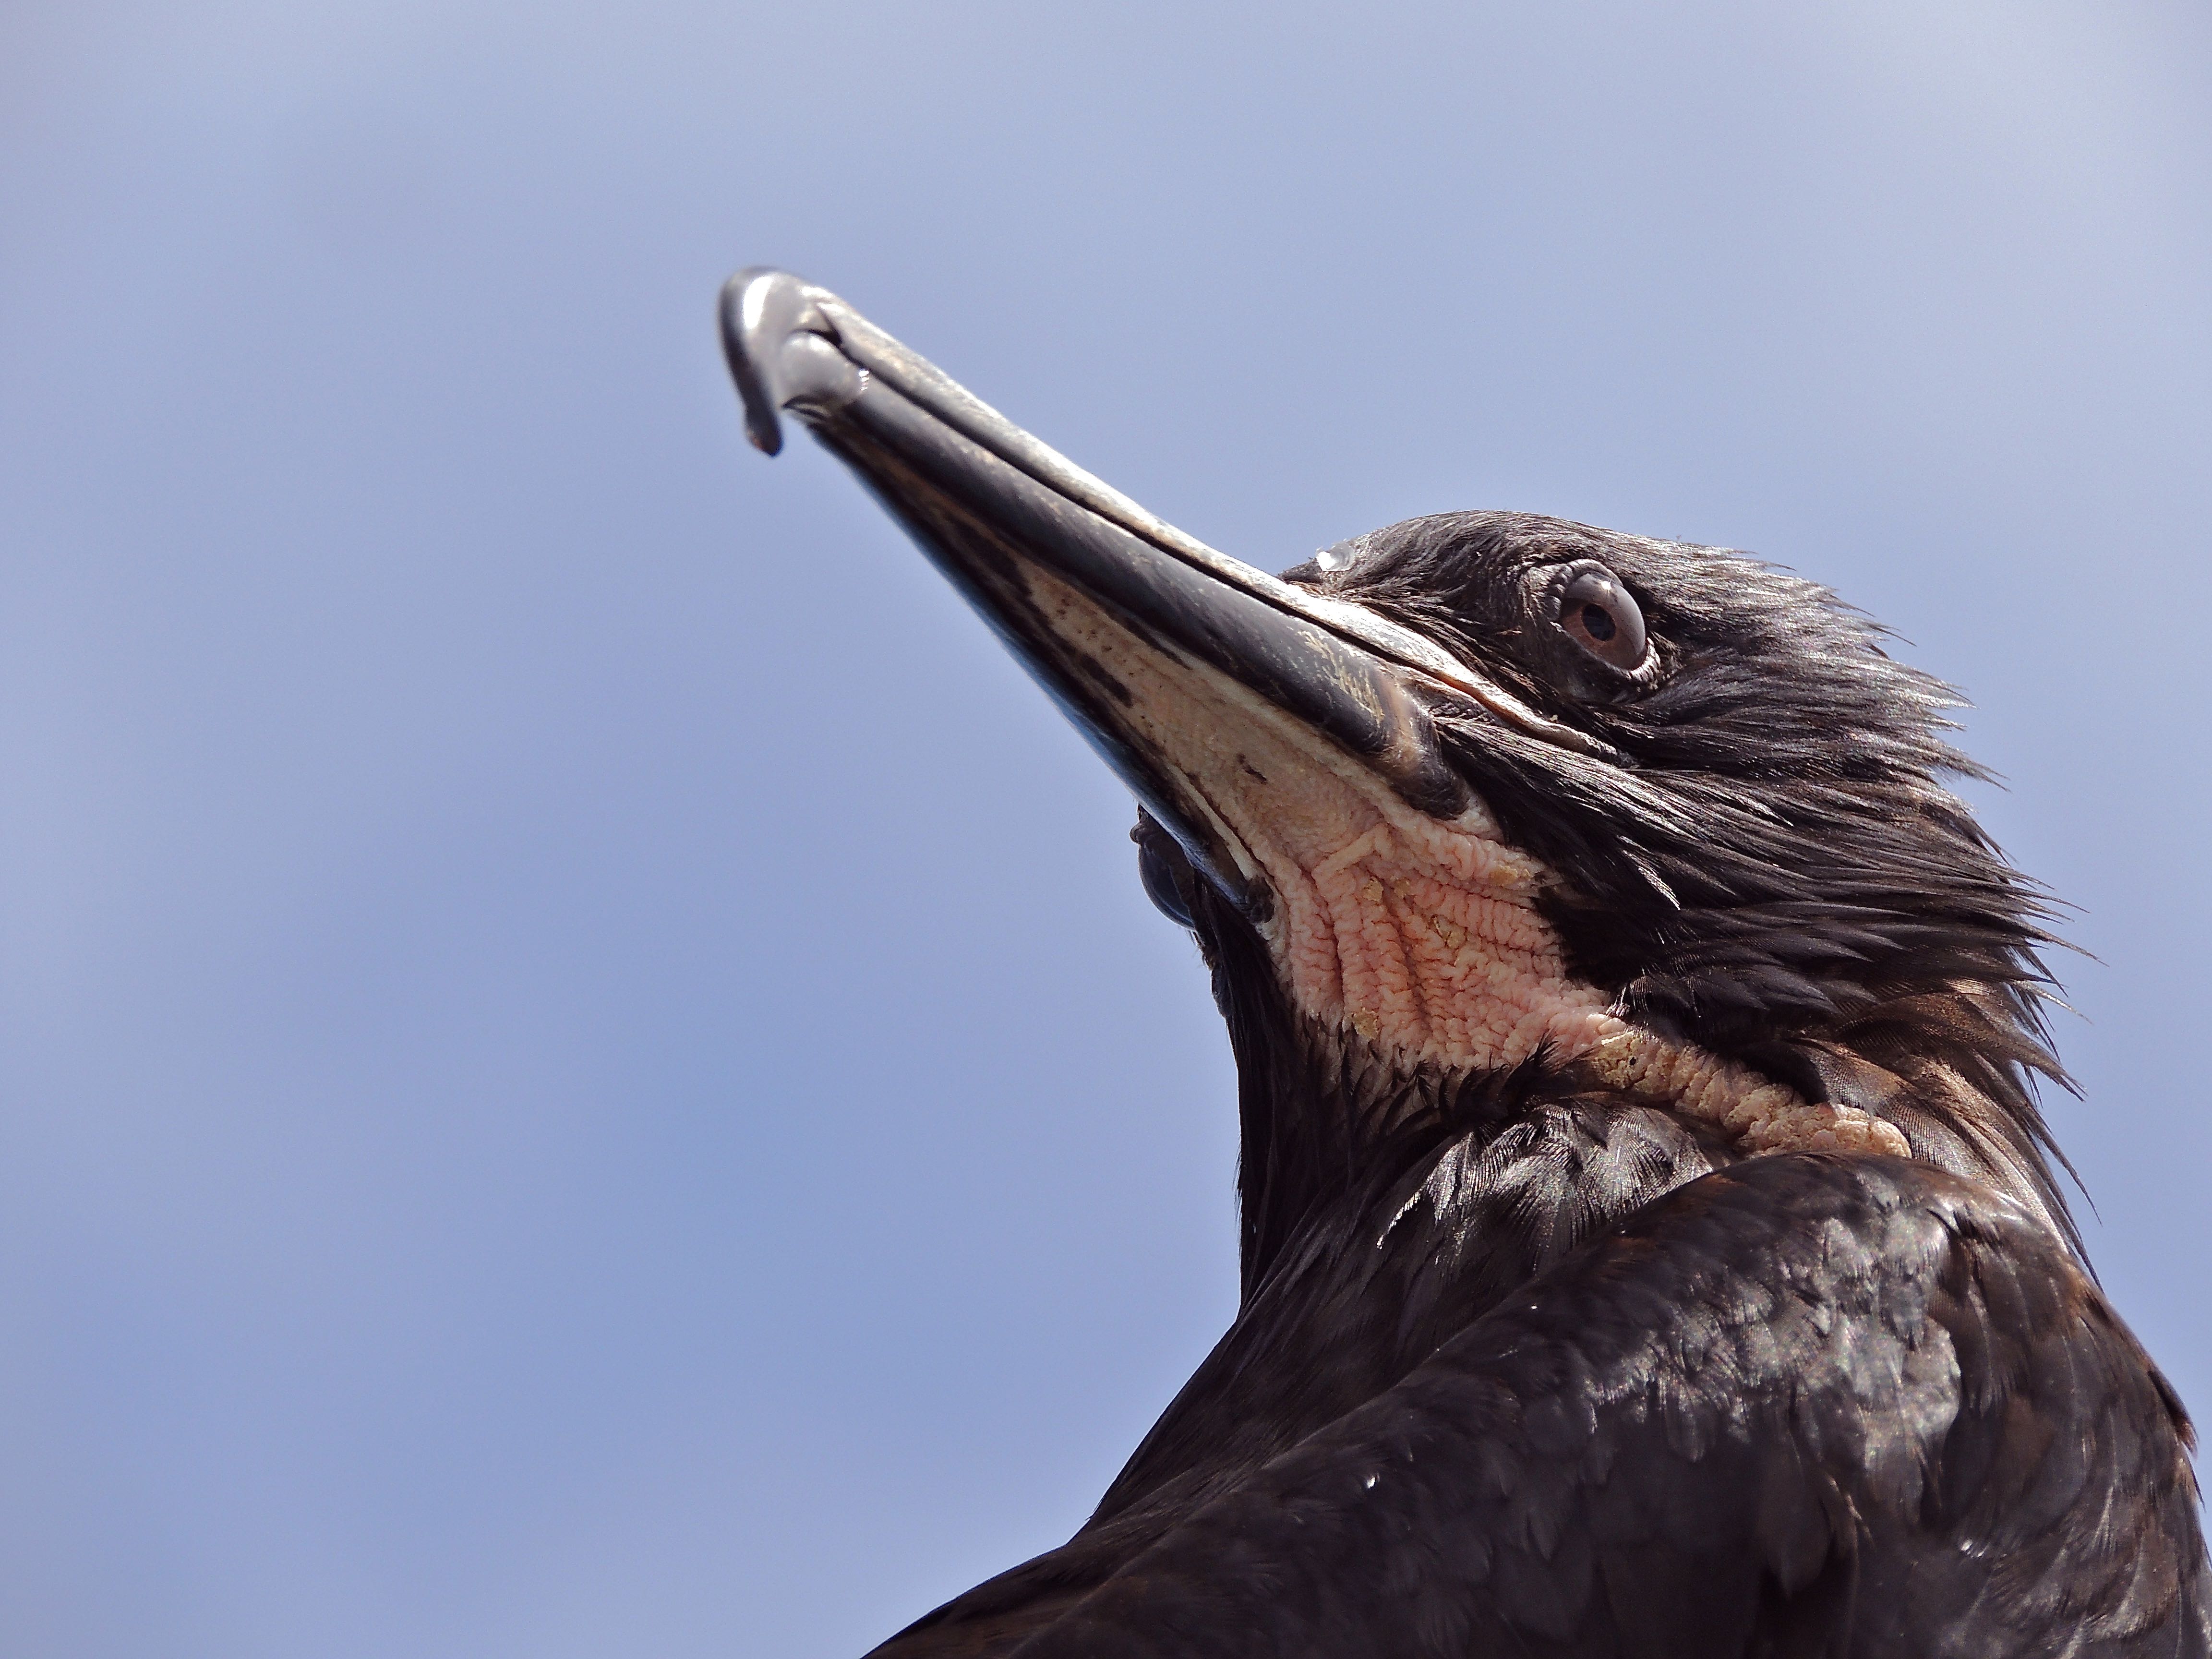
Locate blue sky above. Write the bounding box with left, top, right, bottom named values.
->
left=2, top=3, right=2208, bottom=1653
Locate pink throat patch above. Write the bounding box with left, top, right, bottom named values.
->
left=1258, top=797, right=1907, bottom=1158
left=1239, top=778, right=1905, bottom=1155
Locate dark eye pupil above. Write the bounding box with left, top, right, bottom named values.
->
left=1580, top=602, right=1616, bottom=642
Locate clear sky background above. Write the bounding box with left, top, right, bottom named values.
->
left=2, top=3, right=2207, bottom=1654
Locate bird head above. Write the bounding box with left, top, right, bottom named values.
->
left=721, top=270, right=2075, bottom=1281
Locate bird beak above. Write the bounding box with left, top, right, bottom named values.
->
left=720, top=269, right=1571, bottom=917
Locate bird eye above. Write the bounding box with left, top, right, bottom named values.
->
left=1554, top=568, right=1648, bottom=672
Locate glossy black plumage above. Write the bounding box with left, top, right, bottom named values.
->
left=899, top=1150, right=2195, bottom=1657
left=880, top=1107, right=2203, bottom=1656
left=717, top=271, right=2210, bottom=1658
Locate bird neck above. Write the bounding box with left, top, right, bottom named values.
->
left=1209, top=944, right=2081, bottom=1299
left=1185, top=774, right=2082, bottom=1295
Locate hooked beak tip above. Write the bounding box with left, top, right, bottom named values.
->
left=719, top=267, right=792, bottom=456
left=721, top=266, right=869, bottom=459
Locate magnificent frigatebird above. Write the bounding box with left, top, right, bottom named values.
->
left=721, top=269, right=2210, bottom=1657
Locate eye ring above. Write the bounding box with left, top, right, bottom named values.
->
left=1552, top=566, right=1648, bottom=672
